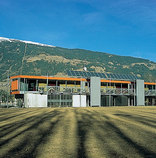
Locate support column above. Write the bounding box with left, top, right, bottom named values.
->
left=136, top=80, right=145, bottom=106
left=81, top=81, right=86, bottom=93
left=152, top=98, right=155, bottom=106
left=18, top=78, right=20, bottom=91
left=90, top=77, right=101, bottom=107
left=128, top=97, right=130, bottom=106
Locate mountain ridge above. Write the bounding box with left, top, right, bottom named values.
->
left=0, top=37, right=55, bottom=48
left=0, top=37, right=156, bottom=82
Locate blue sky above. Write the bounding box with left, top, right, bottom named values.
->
left=0, top=0, right=156, bottom=62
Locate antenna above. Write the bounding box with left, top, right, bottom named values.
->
left=83, top=67, right=87, bottom=71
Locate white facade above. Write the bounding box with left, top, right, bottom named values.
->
left=24, top=93, right=47, bottom=107
left=72, top=95, right=86, bottom=107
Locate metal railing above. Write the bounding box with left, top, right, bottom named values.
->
left=145, top=90, right=156, bottom=96
left=46, top=86, right=134, bottom=95
left=101, top=88, right=134, bottom=95
left=38, top=86, right=90, bottom=94
left=25, top=86, right=156, bottom=96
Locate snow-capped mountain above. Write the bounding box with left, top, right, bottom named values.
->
left=0, top=37, right=55, bottom=47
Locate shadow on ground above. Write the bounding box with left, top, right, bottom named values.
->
left=75, top=109, right=156, bottom=158
left=0, top=109, right=63, bottom=158
left=0, top=108, right=156, bottom=158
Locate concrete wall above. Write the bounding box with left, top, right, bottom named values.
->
left=24, top=93, right=47, bottom=107
left=90, top=77, right=101, bottom=107
left=72, top=95, right=86, bottom=107
left=136, top=80, right=145, bottom=106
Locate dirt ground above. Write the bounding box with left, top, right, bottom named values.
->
left=0, top=106, right=156, bottom=158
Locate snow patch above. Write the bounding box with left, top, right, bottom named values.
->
left=0, top=37, right=55, bottom=47
left=20, top=40, right=55, bottom=47
left=0, top=37, right=12, bottom=42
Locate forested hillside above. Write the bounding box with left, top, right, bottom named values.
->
left=0, top=38, right=156, bottom=82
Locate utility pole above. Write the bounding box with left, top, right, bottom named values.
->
left=154, top=80, right=156, bottom=105
left=7, top=70, right=9, bottom=108
left=46, top=73, right=48, bottom=95
left=109, top=78, right=111, bottom=107
left=80, top=76, right=82, bottom=107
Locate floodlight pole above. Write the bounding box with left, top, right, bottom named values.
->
left=80, top=76, right=82, bottom=107
left=7, top=70, right=9, bottom=108
left=109, top=78, right=111, bottom=107
left=154, top=80, right=156, bottom=105
left=46, top=73, right=48, bottom=95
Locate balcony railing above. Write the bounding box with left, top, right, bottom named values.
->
left=101, top=88, right=134, bottom=95
left=38, top=86, right=89, bottom=94
left=46, top=86, right=134, bottom=95
left=22, top=85, right=156, bottom=96
left=145, top=90, right=156, bottom=96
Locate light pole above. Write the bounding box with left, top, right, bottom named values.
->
left=155, top=80, right=156, bottom=106
left=7, top=70, right=9, bottom=108
left=109, top=78, right=111, bottom=107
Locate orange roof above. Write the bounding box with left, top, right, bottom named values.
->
left=144, top=82, right=156, bottom=85
left=10, top=75, right=156, bottom=85
left=10, top=75, right=131, bottom=84
left=10, top=75, right=87, bottom=81
left=101, top=79, right=131, bottom=84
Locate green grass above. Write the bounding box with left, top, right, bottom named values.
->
left=0, top=107, right=156, bottom=158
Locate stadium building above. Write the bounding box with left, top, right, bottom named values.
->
left=10, top=70, right=156, bottom=107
